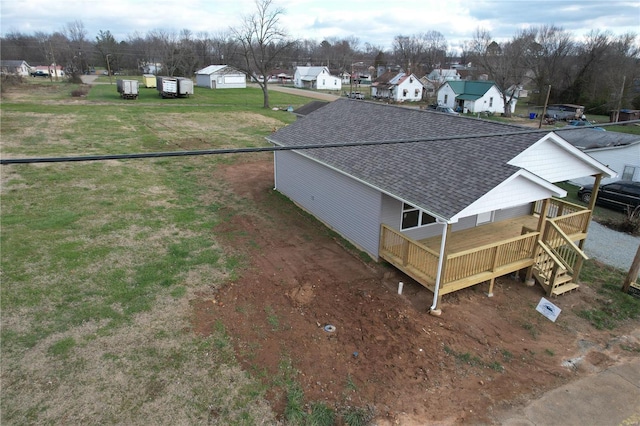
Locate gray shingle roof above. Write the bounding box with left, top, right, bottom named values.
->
left=267, top=98, right=545, bottom=220
left=556, top=128, right=640, bottom=150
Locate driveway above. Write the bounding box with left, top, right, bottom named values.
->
left=584, top=220, right=639, bottom=271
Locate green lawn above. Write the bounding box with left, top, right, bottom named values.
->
left=1, top=81, right=307, bottom=424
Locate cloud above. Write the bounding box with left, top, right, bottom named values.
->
left=1, top=0, right=637, bottom=51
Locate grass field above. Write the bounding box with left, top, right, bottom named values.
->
left=2, top=79, right=638, bottom=425
left=1, top=80, right=308, bottom=424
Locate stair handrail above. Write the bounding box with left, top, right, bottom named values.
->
left=537, top=240, right=569, bottom=272
left=545, top=221, right=589, bottom=266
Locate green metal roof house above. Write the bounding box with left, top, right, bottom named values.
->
left=437, top=80, right=516, bottom=115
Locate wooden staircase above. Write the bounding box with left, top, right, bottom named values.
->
left=532, top=241, right=581, bottom=296
left=530, top=219, right=588, bottom=296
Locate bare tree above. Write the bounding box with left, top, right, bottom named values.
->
left=230, top=0, right=296, bottom=108
left=470, top=28, right=535, bottom=117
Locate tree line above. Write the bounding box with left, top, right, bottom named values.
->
left=1, top=0, right=638, bottom=111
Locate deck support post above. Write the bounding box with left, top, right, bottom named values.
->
left=487, top=278, right=495, bottom=297
left=526, top=198, right=550, bottom=284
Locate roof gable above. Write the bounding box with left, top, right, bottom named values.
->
left=446, top=80, right=497, bottom=97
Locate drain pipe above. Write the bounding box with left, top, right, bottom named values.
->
left=430, top=221, right=449, bottom=316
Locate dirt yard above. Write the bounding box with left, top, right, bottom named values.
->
left=192, top=158, right=639, bottom=425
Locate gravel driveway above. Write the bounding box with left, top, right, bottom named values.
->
left=583, top=220, right=640, bottom=271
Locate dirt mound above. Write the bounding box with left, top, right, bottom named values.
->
left=192, top=158, right=638, bottom=424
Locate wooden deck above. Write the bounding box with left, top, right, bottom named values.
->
left=418, top=216, right=540, bottom=253
left=379, top=198, right=592, bottom=298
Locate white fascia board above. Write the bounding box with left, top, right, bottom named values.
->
left=451, top=170, right=565, bottom=222
left=510, top=132, right=617, bottom=179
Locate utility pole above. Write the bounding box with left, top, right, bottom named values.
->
left=622, top=244, right=640, bottom=293
left=106, top=54, right=113, bottom=85
left=538, top=85, right=551, bottom=129
left=614, top=75, right=626, bottom=123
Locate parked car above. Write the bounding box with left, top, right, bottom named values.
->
left=567, top=120, right=606, bottom=131
left=349, top=91, right=365, bottom=100
left=435, top=106, right=459, bottom=115
left=30, top=70, right=49, bottom=77
left=577, top=181, right=640, bottom=211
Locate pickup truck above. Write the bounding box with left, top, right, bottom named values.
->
left=30, top=70, right=49, bottom=77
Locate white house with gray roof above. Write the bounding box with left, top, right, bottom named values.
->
left=267, top=99, right=614, bottom=312
left=195, top=65, right=246, bottom=89
left=294, top=66, right=341, bottom=91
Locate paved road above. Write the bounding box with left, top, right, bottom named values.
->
left=265, top=84, right=342, bottom=101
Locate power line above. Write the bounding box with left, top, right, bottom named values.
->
left=4, top=122, right=636, bottom=166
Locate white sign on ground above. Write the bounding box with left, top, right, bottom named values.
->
left=536, top=297, right=561, bottom=322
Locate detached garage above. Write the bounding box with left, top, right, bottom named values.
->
left=195, top=65, right=246, bottom=89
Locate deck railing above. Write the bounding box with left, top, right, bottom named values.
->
left=380, top=225, right=539, bottom=291
left=443, top=232, right=539, bottom=284
left=380, top=225, right=439, bottom=284
left=542, top=221, right=587, bottom=274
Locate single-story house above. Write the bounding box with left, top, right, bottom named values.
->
left=33, top=65, right=64, bottom=78
left=371, top=71, right=423, bottom=102
left=195, top=65, right=246, bottom=89
left=141, top=63, right=161, bottom=75
left=426, top=68, right=461, bottom=84
left=437, top=80, right=516, bottom=114
left=559, top=128, right=640, bottom=186
left=0, top=60, right=31, bottom=76
left=294, top=66, right=341, bottom=91
left=267, top=99, right=614, bottom=313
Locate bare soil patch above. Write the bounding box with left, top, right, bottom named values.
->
left=192, top=158, right=639, bottom=424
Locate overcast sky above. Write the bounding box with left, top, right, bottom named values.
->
left=1, top=0, right=639, bottom=52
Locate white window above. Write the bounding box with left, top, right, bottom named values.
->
left=476, top=211, right=493, bottom=225
left=401, top=203, right=436, bottom=230
left=622, top=165, right=636, bottom=181
left=489, top=97, right=494, bottom=107
left=444, top=94, right=448, bottom=104
left=415, top=88, right=420, bottom=97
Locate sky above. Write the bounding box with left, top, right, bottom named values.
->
left=1, top=0, right=639, bottom=53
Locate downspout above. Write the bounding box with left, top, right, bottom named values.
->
left=430, top=221, right=450, bottom=316
left=273, top=149, right=278, bottom=190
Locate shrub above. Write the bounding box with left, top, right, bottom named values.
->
left=71, top=86, right=89, bottom=97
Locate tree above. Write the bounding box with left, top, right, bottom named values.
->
left=469, top=29, right=534, bottom=117
left=230, top=0, right=296, bottom=108
left=95, top=30, right=119, bottom=73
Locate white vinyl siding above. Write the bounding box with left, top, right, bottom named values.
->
left=274, top=151, right=382, bottom=259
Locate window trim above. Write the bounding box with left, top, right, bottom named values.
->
left=401, top=203, right=436, bottom=230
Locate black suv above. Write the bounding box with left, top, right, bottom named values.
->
left=578, top=181, right=640, bottom=211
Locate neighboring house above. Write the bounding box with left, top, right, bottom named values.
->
left=141, top=63, right=161, bottom=74
left=294, top=66, right=341, bottom=91
left=268, top=99, right=614, bottom=312
left=34, top=65, right=64, bottom=78
left=437, top=80, right=515, bottom=114
left=560, top=128, right=639, bottom=186
left=195, top=65, right=246, bottom=89
left=371, top=71, right=423, bottom=102
left=0, top=60, right=31, bottom=76
left=426, top=68, right=460, bottom=84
